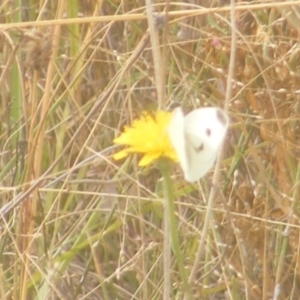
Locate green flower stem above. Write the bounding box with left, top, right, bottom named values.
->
left=158, top=159, right=191, bottom=299
left=163, top=173, right=171, bottom=300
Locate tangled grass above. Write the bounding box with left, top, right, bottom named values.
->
left=1, top=1, right=300, bottom=299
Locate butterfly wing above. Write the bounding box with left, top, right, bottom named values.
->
left=183, top=107, right=229, bottom=182
left=168, top=108, right=190, bottom=176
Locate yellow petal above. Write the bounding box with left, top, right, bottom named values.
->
left=113, top=111, right=178, bottom=166
left=113, top=150, right=129, bottom=160
left=139, top=153, right=160, bottom=166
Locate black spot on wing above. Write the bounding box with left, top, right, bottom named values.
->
left=195, top=143, right=204, bottom=153
left=216, top=109, right=227, bottom=126
left=206, top=128, right=211, bottom=136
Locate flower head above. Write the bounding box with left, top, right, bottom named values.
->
left=113, top=111, right=177, bottom=166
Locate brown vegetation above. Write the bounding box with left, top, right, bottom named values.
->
left=0, top=1, right=300, bottom=299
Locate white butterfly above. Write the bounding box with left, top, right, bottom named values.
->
left=168, top=107, right=229, bottom=182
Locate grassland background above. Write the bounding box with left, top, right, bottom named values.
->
left=1, top=0, right=300, bottom=299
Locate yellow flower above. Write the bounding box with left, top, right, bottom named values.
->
left=113, top=111, right=178, bottom=166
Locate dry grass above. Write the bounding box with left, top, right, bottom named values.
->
left=1, top=1, right=300, bottom=299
